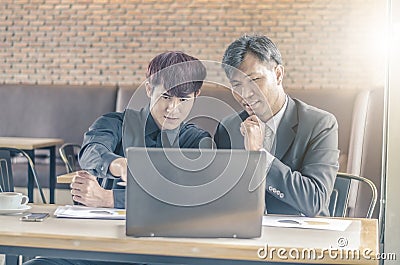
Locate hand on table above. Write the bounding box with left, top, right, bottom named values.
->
left=70, top=171, right=114, bottom=208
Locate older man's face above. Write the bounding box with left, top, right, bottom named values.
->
left=229, top=53, right=285, bottom=122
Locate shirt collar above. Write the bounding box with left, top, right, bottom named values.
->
left=266, top=95, right=288, bottom=134
left=164, top=127, right=180, bottom=145
left=144, top=105, right=160, bottom=136
left=144, top=104, right=181, bottom=144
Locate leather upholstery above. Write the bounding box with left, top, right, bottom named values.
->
left=0, top=84, right=117, bottom=144
left=0, top=84, right=383, bottom=218
left=117, top=84, right=383, bottom=218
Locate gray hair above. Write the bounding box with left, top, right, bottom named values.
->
left=222, top=34, right=283, bottom=78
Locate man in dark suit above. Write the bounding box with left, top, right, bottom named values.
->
left=70, top=51, right=211, bottom=209
left=24, top=52, right=212, bottom=265
left=214, top=35, right=339, bottom=216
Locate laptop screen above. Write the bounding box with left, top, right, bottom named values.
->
left=126, top=147, right=267, bottom=238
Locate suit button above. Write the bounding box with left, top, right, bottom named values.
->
left=268, top=186, right=273, bottom=191
left=276, top=190, right=281, bottom=195
left=272, top=188, right=277, bottom=193
left=280, top=193, right=284, bottom=198
left=101, top=166, right=104, bottom=171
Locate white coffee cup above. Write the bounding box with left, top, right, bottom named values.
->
left=0, top=192, right=29, bottom=210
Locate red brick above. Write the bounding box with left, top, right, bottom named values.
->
left=0, top=0, right=386, bottom=91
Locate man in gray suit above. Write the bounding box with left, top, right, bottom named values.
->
left=214, top=35, right=339, bottom=216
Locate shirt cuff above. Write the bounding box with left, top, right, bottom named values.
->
left=100, top=152, right=123, bottom=178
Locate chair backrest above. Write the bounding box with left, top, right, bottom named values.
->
left=329, top=172, right=377, bottom=218
left=0, top=148, right=47, bottom=203
left=116, top=85, right=382, bottom=218
left=116, top=85, right=374, bottom=173
left=59, top=143, right=82, bottom=173
left=288, top=88, right=383, bottom=218
left=59, top=143, right=113, bottom=189
left=0, top=150, right=14, bottom=192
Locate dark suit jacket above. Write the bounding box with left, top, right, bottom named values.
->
left=79, top=105, right=211, bottom=208
left=214, top=97, right=339, bottom=216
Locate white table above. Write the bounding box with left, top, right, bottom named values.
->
left=0, top=137, right=64, bottom=203
left=0, top=204, right=379, bottom=265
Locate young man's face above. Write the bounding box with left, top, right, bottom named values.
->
left=229, top=53, right=285, bottom=122
left=146, top=84, right=197, bottom=130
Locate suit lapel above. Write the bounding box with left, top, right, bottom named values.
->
left=275, top=97, right=298, bottom=160
left=234, top=111, right=249, bottom=149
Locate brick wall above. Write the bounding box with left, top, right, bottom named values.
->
left=0, top=0, right=386, bottom=90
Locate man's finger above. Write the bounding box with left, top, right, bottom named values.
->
left=70, top=181, right=87, bottom=191
left=71, top=188, right=84, bottom=197
left=72, top=176, right=89, bottom=184
left=240, top=124, right=246, bottom=136
left=71, top=184, right=88, bottom=195
left=243, top=117, right=260, bottom=125
left=72, top=175, right=97, bottom=184
left=245, top=116, right=262, bottom=125
left=246, top=114, right=260, bottom=121
left=72, top=195, right=85, bottom=205
left=77, top=170, right=97, bottom=180
left=77, top=170, right=93, bottom=176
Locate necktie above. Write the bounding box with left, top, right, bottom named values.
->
left=161, top=131, right=172, bottom=148
left=263, top=125, right=274, bottom=152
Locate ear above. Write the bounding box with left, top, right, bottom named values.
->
left=145, top=82, right=152, bottom=98
left=275, top=65, right=284, bottom=86
left=195, top=89, right=201, bottom=97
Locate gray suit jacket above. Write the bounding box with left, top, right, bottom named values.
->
left=214, top=97, right=339, bottom=216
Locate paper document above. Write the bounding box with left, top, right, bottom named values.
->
left=262, top=215, right=352, bottom=231
left=54, top=205, right=126, bottom=220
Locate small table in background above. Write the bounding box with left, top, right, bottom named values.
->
left=0, top=137, right=64, bottom=203
left=57, top=171, right=77, bottom=184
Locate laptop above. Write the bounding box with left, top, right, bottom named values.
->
left=125, top=147, right=267, bottom=238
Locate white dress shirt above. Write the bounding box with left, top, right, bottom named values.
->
left=262, top=95, right=288, bottom=167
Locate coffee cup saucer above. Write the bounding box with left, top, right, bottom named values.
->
left=0, top=205, right=32, bottom=215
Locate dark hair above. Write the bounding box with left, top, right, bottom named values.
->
left=222, top=35, right=283, bottom=78
left=146, top=51, right=206, bottom=97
